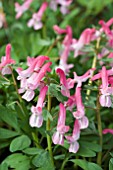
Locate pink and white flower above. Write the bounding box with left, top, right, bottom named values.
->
left=27, top=2, right=48, bottom=30
left=15, top=0, right=33, bottom=19
left=29, top=86, right=48, bottom=128
left=65, top=119, right=80, bottom=153
left=52, top=103, right=70, bottom=145
left=0, top=44, right=15, bottom=75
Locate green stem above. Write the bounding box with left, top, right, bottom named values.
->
left=86, top=38, right=100, bottom=100
left=96, top=92, right=103, bottom=165
left=86, top=55, right=97, bottom=100
left=32, top=132, right=42, bottom=149
left=46, top=93, right=54, bottom=166
left=10, top=66, right=28, bottom=115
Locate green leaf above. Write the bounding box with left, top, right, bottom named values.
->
left=76, top=145, right=96, bottom=157
left=0, top=105, right=19, bottom=131
left=60, top=8, right=80, bottom=27
left=0, top=163, right=8, bottom=170
left=3, top=153, right=31, bottom=170
left=49, top=83, right=67, bottom=102
left=0, top=128, right=19, bottom=139
left=109, top=158, right=113, bottom=170
left=79, top=141, right=102, bottom=152
left=70, top=159, right=102, bottom=170
left=88, top=162, right=103, bottom=170
left=23, top=147, right=43, bottom=155
left=10, top=135, right=31, bottom=152
left=71, top=159, right=88, bottom=170
left=32, top=151, right=55, bottom=170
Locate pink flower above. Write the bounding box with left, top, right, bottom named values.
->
left=29, top=86, right=48, bottom=128
left=73, top=87, right=85, bottom=119
left=15, top=0, right=33, bottom=19
left=78, top=116, right=89, bottom=129
left=56, top=68, right=74, bottom=97
left=99, top=66, right=112, bottom=107
left=71, top=28, right=95, bottom=57
left=52, top=103, right=70, bottom=145
left=0, top=44, right=15, bottom=75
left=65, top=120, right=80, bottom=153
left=64, top=93, right=76, bottom=111
left=17, top=56, right=49, bottom=79
left=27, top=62, right=52, bottom=89
left=73, top=68, right=95, bottom=87
left=103, top=128, right=113, bottom=135
left=54, top=25, right=73, bottom=74
left=50, top=0, right=73, bottom=15
left=27, top=2, right=48, bottom=30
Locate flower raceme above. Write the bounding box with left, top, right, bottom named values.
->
left=17, top=56, right=52, bottom=102
left=27, top=2, right=48, bottom=30
left=15, top=0, right=33, bottom=19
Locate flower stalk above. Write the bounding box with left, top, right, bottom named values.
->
left=46, top=93, right=54, bottom=166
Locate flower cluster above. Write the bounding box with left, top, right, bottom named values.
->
left=15, top=0, right=73, bottom=30
left=52, top=68, right=90, bottom=153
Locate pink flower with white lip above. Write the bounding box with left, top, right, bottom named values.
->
left=15, top=0, right=33, bottom=19
left=50, top=0, right=73, bottom=15
left=17, top=56, right=49, bottom=79
left=52, top=103, right=70, bottom=145
left=19, top=61, right=51, bottom=101
left=29, top=86, right=48, bottom=128
left=27, top=2, right=48, bottom=30
left=73, top=68, right=95, bottom=87
left=0, top=44, right=15, bottom=75
left=73, top=87, right=85, bottom=119
left=78, top=116, right=89, bottom=129
left=99, top=66, right=112, bottom=107
left=103, top=128, right=113, bottom=135
left=65, top=119, right=80, bottom=153
left=71, top=28, right=95, bottom=57
left=56, top=68, right=74, bottom=97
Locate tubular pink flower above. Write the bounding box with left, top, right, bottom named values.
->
left=17, top=56, right=49, bottom=79
left=52, top=103, right=70, bottom=145
left=73, top=87, right=85, bottom=119
left=56, top=68, right=74, bottom=97
left=71, top=28, right=95, bottom=57
left=27, top=2, right=48, bottom=30
left=73, top=68, right=95, bottom=87
left=53, top=25, right=67, bottom=34
left=27, top=62, right=52, bottom=90
left=15, top=0, right=33, bottom=19
left=29, top=86, right=48, bottom=128
left=99, top=66, right=112, bottom=107
left=65, top=119, right=80, bottom=153
left=54, top=25, right=73, bottom=74
left=103, top=128, right=113, bottom=135
left=0, top=44, right=15, bottom=75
